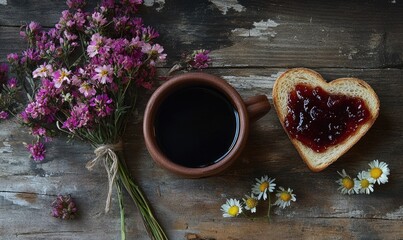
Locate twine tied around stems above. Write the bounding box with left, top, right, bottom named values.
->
left=86, top=141, right=123, bottom=213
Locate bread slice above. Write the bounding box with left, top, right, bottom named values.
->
left=272, top=68, right=380, bottom=172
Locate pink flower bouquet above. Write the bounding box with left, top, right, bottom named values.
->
left=7, top=0, right=167, bottom=239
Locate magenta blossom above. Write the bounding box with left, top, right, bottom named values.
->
left=141, top=43, right=166, bottom=66
left=7, top=53, right=19, bottom=63
left=66, top=0, right=86, bottom=9
left=32, top=126, right=46, bottom=136
left=27, top=141, right=46, bottom=162
left=7, top=77, right=17, bottom=88
left=91, top=12, right=107, bottom=27
left=93, top=64, right=113, bottom=84
left=62, top=103, right=93, bottom=131
left=78, top=82, right=96, bottom=97
left=87, top=33, right=111, bottom=58
left=0, top=111, right=9, bottom=120
left=52, top=68, right=71, bottom=88
left=33, top=63, right=53, bottom=79
left=191, top=49, right=211, bottom=69
left=90, top=94, right=113, bottom=117
left=51, top=194, right=78, bottom=220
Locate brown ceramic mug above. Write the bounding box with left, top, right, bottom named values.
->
left=143, top=72, right=270, bottom=178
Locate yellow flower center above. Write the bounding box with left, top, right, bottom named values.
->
left=40, top=67, right=47, bottom=73
left=60, top=71, right=68, bottom=79
left=245, top=198, right=257, bottom=209
left=101, top=69, right=109, bottom=77
left=370, top=168, right=382, bottom=179
left=259, top=181, right=269, bottom=192
left=280, top=192, right=291, bottom=202
left=228, top=205, right=239, bottom=217
left=360, top=179, right=370, bottom=188
left=342, top=177, right=354, bottom=189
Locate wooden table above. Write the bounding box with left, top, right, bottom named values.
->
left=1, top=0, right=402, bottom=239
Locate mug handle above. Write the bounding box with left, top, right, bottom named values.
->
left=244, top=95, right=271, bottom=122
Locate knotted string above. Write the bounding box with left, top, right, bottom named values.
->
left=86, top=141, right=123, bottom=213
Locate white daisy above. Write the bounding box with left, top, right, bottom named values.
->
left=242, top=193, right=258, bottom=213
left=357, top=171, right=375, bottom=194
left=220, top=198, right=243, bottom=217
left=252, top=175, right=276, bottom=200
left=274, top=187, right=296, bottom=209
left=368, top=160, right=390, bottom=184
left=336, top=169, right=359, bottom=195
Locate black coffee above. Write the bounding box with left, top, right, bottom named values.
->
left=154, top=86, right=240, bottom=168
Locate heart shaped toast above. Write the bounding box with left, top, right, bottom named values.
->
left=272, top=68, right=380, bottom=172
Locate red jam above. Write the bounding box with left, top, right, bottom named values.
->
left=284, top=84, right=371, bottom=152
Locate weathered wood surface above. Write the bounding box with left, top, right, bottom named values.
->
left=1, top=0, right=403, bottom=239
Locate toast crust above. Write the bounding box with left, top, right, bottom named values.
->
left=272, top=68, right=380, bottom=172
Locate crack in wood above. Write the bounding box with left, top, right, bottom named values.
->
left=15, top=230, right=85, bottom=236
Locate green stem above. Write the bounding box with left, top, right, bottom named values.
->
left=116, top=182, right=126, bottom=240
left=117, top=156, right=168, bottom=240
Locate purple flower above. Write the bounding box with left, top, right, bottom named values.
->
left=87, top=33, right=108, bottom=58
left=52, top=68, right=71, bottom=88
left=90, top=94, right=113, bottom=117
left=66, top=0, right=86, bottom=9
left=7, top=77, right=17, bottom=88
left=27, top=141, right=46, bottom=162
left=0, top=111, right=9, bottom=120
left=62, top=103, right=93, bottom=131
left=142, top=26, right=159, bottom=41
left=78, top=82, right=96, bottom=97
left=93, top=64, right=113, bottom=84
left=31, top=126, right=47, bottom=137
left=73, top=9, right=87, bottom=30
left=91, top=12, right=107, bottom=27
left=141, top=43, right=166, bottom=66
left=101, top=0, right=114, bottom=8
left=190, top=49, right=211, bottom=69
left=23, top=80, right=60, bottom=122
left=28, top=21, right=42, bottom=34
left=22, top=49, right=41, bottom=62
left=51, top=194, right=78, bottom=220
left=33, top=63, right=53, bottom=79
left=7, top=53, right=19, bottom=63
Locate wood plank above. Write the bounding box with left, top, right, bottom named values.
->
left=142, top=0, right=403, bottom=68
left=1, top=68, right=402, bottom=239
left=0, top=1, right=403, bottom=68
left=0, top=0, right=402, bottom=239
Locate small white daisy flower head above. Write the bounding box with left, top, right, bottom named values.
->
left=357, top=171, right=375, bottom=194
left=252, top=175, right=276, bottom=200
left=242, top=193, right=258, bottom=213
left=336, top=169, right=359, bottom=195
left=221, top=198, right=243, bottom=218
left=274, top=187, right=296, bottom=209
left=368, top=160, right=390, bottom=185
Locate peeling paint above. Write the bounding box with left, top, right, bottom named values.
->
left=1, top=141, right=12, bottom=153
left=339, top=47, right=359, bottom=60
left=223, top=72, right=284, bottom=91
left=209, top=0, right=245, bottom=15
left=143, top=0, right=165, bottom=11
left=0, top=0, right=7, bottom=6
left=232, top=19, right=279, bottom=40
left=0, top=192, right=41, bottom=209
left=385, top=206, right=403, bottom=220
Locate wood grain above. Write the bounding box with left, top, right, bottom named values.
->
left=0, top=0, right=402, bottom=239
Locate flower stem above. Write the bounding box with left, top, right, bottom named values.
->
left=117, top=157, right=167, bottom=240
left=267, top=193, right=271, bottom=222
left=116, top=182, right=126, bottom=240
